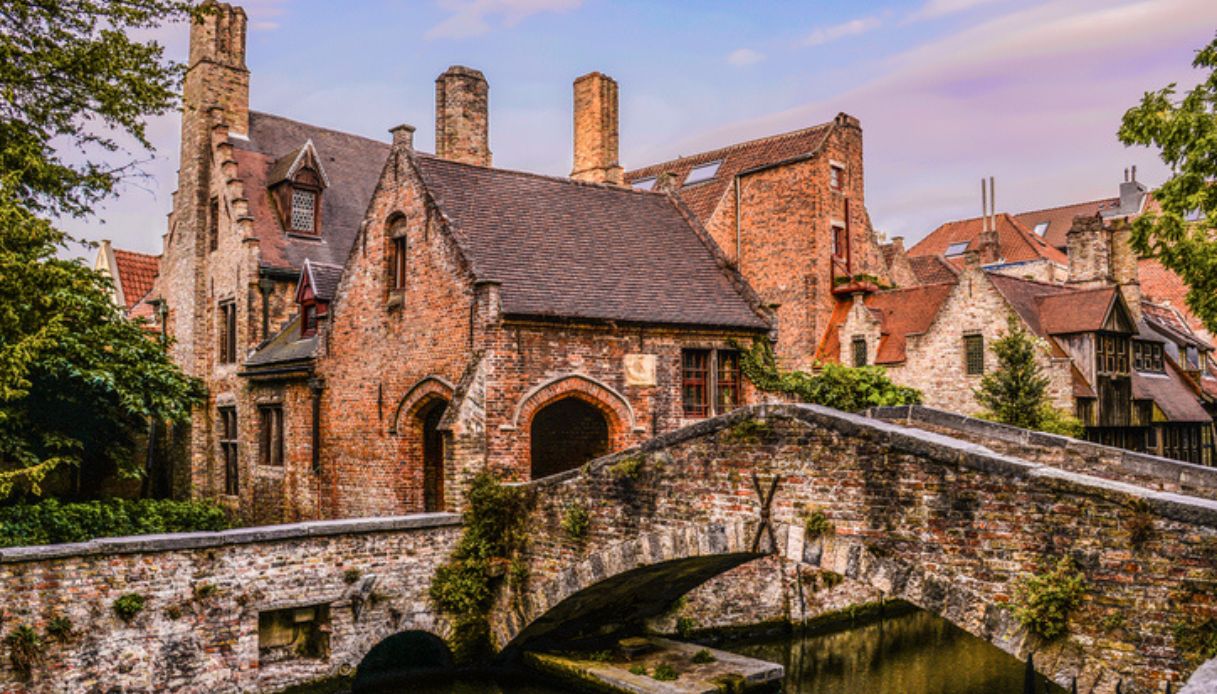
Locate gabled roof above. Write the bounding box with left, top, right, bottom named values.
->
left=297, top=259, right=343, bottom=303
left=1013, top=198, right=1119, bottom=250
left=814, top=283, right=956, bottom=365
left=984, top=273, right=1075, bottom=338
left=267, top=139, right=331, bottom=188
left=411, top=154, right=769, bottom=331
left=112, top=249, right=159, bottom=310
left=908, top=255, right=959, bottom=286
left=232, top=111, right=390, bottom=272
left=1132, top=358, right=1211, bottom=423
left=909, top=213, right=1069, bottom=266
left=1036, top=287, right=1124, bottom=335
left=1141, top=300, right=1213, bottom=351
left=1138, top=257, right=1211, bottom=343
left=623, top=122, right=834, bottom=223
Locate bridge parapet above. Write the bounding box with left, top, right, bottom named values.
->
left=497, top=404, right=1217, bottom=694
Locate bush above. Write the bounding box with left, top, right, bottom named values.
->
left=113, top=593, right=146, bottom=622
left=737, top=338, right=922, bottom=412
left=0, top=498, right=231, bottom=549
left=802, top=506, right=834, bottom=540
left=561, top=503, right=590, bottom=542
left=652, top=663, right=679, bottom=681
left=691, top=648, right=716, bottom=664
left=1010, top=556, right=1086, bottom=640
left=4, top=625, right=43, bottom=679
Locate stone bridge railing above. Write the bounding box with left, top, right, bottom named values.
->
left=0, top=514, right=460, bottom=693
left=494, top=404, right=1217, bottom=694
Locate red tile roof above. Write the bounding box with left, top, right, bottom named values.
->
left=984, top=273, right=1076, bottom=338
left=909, top=213, right=1069, bottom=266
left=411, top=154, right=769, bottom=331
left=1012, top=198, right=1119, bottom=250
left=908, top=255, right=959, bottom=286
left=1036, top=287, right=1120, bottom=335
left=624, top=122, right=834, bottom=223
left=112, top=249, right=159, bottom=310
left=814, top=284, right=956, bottom=365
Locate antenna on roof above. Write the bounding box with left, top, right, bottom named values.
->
left=1131, top=165, right=1136, bottom=182
left=1124, top=167, right=1130, bottom=183
left=981, top=178, right=989, bottom=232
left=989, top=176, right=996, bottom=231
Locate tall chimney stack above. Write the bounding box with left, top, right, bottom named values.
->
left=184, top=1, right=249, bottom=136
left=571, top=72, right=624, bottom=185
left=435, top=66, right=491, bottom=167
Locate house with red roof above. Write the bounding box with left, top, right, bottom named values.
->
left=93, top=240, right=161, bottom=327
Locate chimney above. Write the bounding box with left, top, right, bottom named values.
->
left=1066, top=214, right=1112, bottom=288
left=1115, top=164, right=1147, bottom=217
left=435, top=66, right=491, bottom=166
left=185, top=1, right=249, bottom=135
left=389, top=123, right=415, bottom=149
left=977, top=177, right=999, bottom=263
left=571, top=72, right=624, bottom=185
left=1109, top=218, right=1142, bottom=323
left=890, top=236, right=905, bottom=255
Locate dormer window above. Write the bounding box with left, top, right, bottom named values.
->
left=269, top=140, right=329, bottom=237
left=291, top=188, right=317, bottom=233
left=295, top=259, right=338, bottom=340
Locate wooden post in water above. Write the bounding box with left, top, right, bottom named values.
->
left=1024, top=653, right=1036, bottom=694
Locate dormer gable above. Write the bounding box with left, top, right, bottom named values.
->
left=295, top=259, right=342, bottom=337
left=269, top=140, right=330, bottom=236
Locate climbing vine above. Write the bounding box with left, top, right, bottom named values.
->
left=735, top=338, right=922, bottom=412
left=1009, top=556, right=1086, bottom=640
left=429, top=472, right=531, bottom=664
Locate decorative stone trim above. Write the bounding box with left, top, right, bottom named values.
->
left=389, top=375, right=456, bottom=434
left=507, top=373, right=641, bottom=433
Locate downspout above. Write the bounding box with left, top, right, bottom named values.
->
left=309, top=377, right=324, bottom=475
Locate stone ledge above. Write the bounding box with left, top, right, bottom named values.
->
left=0, top=512, right=461, bottom=564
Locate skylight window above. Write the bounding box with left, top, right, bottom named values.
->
left=1033, top=222, right=1049, bottom=236
left=631, top=176, right=656, bottom=191
left=945, top=241, right=970, bottom=256
left=683, top=161, right=722, bottom=186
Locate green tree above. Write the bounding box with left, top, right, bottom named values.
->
left=975, top=317, right=1082, bottom=437
left=1118, top=33, right=1217, bottom=335
left=0, top=0, right=203, bottom=499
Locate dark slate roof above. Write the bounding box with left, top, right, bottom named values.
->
left=243, top=313, right=317, bottom=370
left=412, top=154, right=768, bottom=330
left=304, top=260, right=344, bottom=302
left=232, top=112, right=390, bottom=272
left=1132, top=361, right=1211, bottom=423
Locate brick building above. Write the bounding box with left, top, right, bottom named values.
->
left=93, top=240, right=161, bottom=326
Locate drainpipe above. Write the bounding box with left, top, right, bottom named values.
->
left=309, top=377, right=324, bottom=475
left=258, top=276, right=275, bottom=341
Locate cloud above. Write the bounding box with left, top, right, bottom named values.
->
left=911, top=0, right=1004, bottom=21
left=726, top=48, right=764, bottom=66
left=427, top=0, right=582, bottom=40
left=804, top=15, right=882, bottom=47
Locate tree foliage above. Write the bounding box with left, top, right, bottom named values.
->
left=974, top=317, right=1082, bottom=437
left=737, top=338, right=923, bottom=412
left=0, top=0, right=203, bottom=499
left=1118, top=33, right=1217, bottom=335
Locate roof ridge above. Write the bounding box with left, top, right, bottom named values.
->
left=248, top=110, right=390, bottom=148
left=984, top=271, right=1074, bottom=290
left=1014, top=197, right=1118, bottom=217
left=112, top=248, right=160, bottom=260
left=413, top=152, right=669, bottom=198
left=626, top=121, right=834, bottom=173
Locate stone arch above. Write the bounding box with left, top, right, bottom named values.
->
left=355, top=629, right=453, bottom=689
left=389, top=376, right=455, bottom=435
left=493, top=521, right=761, bottom=655
left=510, top=374, right=640, bottom=434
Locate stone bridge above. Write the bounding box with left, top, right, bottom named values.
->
left=491, top=404, right=1217, bottom=694
left=2, top=404, right=1216, bottom=693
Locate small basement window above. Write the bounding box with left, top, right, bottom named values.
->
left=631, top=176, right=656, bottom=191
left=1033, top=222, right=1049, bottom=236
left=683, top=161, right=721, bottom=186
left=259, top=605, right=330, bottom=661
left=945, top=241, right=970, bottom=257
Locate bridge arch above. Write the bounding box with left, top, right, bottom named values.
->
left=354, top=629, right=453, bottom=690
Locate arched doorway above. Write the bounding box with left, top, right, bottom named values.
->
left=530, top=397, right=609, bottom=479
left=417, top=399, right=447, bottom=512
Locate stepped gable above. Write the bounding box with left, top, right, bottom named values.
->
left=231, top=111, right=390, bottom=271
left=624, top=123, right=833, bottom=223
left=412, top=154, right=769, bottom=330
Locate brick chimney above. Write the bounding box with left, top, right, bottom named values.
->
left=184, top=1, right=249, bottom=136
left=1109, top=218, right=1143, bottom=323
left=978, top=223, right=1000, bottom=264
left=1066, top=214, right=1113, bottom=288
left=570, top=72, right=624, bottom=185
left=435, top=66, right=491, bottom=166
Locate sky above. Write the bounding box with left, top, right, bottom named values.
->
left=61, top=0, right=1217, bottom=259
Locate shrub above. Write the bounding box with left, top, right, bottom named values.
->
left=113, top=593, right=146, bottom=622
left=4, top=625, right=43, bottom=678
left=0, top=498, right=231, bottom=549
left=343, top=568, right=362, bottom=584
left=45, top=615, right=72, bottom=643
left=609, top=455, right=645, bottom=480
left=802, top=506, right=834, bottom=540
left=691, top=648, right=716, bottom=664
left=587, top=650, right=612, bottom=662
left=652, top=663, right=679, bottom=681
left=676, top=616, right=696, bottom=638
left=1010, top=556, right=1086, bottom=640
left=1174, top=616, right=1217, bottom=666
left=629, top=664, right=648, bottom=676
left=974, top=317, right=1083, bottom=438
left=561, top=503, right=590, bottom=542
left=736, top=338, right=922, bottom=412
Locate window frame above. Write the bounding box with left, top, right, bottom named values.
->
left=682, top=348, right=744, bottom=419
left=390, top=235, right=407, bottom=291
left=681, top=349, right=710, bottom=418
left=290, top=187, right=318, bottom=234
left=219, top=406, right=238, bottom=495
left=258, top=404, right=284, bottom=467
left=964, top=334, right=984, bottom=375
left=829, top=164, right=844, bottom=191
left=1096, top=332, right=1130, bottom=376
left=208, top=196, right=220, bottom=252
left=218, top=300, right=237, bottom=364
left=683, top=160, right=722, bottom=186
left=852, top=337, right=868, bottom=367
left=831, top=223, right=847, bottom=259
left=945, top=241, right=970, bottom=257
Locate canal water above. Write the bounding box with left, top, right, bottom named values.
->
left=358, top=608, right=1067, bottom=693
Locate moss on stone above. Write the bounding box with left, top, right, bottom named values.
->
left=721, top=419, right=773, bottom=444
left=609, top=454, right=646, bottom=480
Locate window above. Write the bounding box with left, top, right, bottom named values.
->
left=682, top=349, right=710, bottom=418
left=682, top=349, right=744, bottom=418
left=1133, top=340, right=1164, bottom=373
left=717, top=350, right=742, bottom=413
left=964, top=334, right=984, bottom=375
left=259, top=605, right=330, bottom=660
left=1096, top=333, right=1130, bottom=375
left=208, top=196, right=219, bottom=252
left=301, top=303, right=318, bottom=338
left=832, top=224, right=847, bottom=259
left=852, top=337, right=867, bottom=367
left=945, top=241, right=970, bottom=257
left=390, top=235, right=407, bottom=290
left=290, top=188, right=316, bottom=233
left=829, top=165, right=844, bottom=191
left=683, top=161, right=721, bottom=186
left=218, top=301, right=237, bottom=364
left=1033, top=222, right=1049, bottom=236
left=219, top=407, right=238, bottom=495
left=259, top=405, right=284, bottom=467
left=631, top=176, right=656, bottom=191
